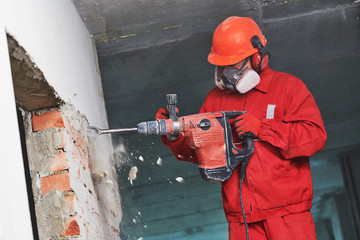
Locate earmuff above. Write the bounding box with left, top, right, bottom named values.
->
left=250, top=35, right=270, bottom=72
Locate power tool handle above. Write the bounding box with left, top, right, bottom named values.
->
left=197, top=111, right=254, bottom=182
left=222, top=112, right=254, bottom=170
left=237, top=136, right=254, bottom=173
left=166, top=94, right=178, bottom=120
left=166, top=94, right=178, bottom=141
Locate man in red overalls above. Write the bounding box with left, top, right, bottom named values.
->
left=157, top=16, right=327, bottom=239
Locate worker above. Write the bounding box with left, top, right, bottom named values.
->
left=156, top=16, right=327, bottom=239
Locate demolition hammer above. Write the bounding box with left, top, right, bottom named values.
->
left=88, top=94, right=254, bottom=239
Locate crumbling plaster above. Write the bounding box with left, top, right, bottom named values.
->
left=7, top=34, right=63, bottom=111
left=22, top=104, right=122, bottom=239
left=2, top=0, right=108, bottom=128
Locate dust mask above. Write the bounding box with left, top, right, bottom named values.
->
left=215, top=58, right=260, bottom=94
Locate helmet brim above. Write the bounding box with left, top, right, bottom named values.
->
left=207, top=48, right=258, bottom=66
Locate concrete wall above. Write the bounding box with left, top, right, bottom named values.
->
left=0, top=0, right=121, bottom=239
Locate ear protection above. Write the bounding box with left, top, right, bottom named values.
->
left=250, top=35, right=270, bottom=72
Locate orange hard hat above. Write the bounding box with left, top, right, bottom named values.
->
left=208, top=17, right=267, bottom=66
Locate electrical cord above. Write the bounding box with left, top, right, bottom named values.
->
left=239, top=162, right=249, bottom=240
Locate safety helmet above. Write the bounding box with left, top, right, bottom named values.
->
left=208, top=17, right=267, bottom=66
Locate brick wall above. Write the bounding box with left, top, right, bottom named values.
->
left=23, top=104, right=121, bottom=240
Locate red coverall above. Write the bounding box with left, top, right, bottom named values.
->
left=161, top=66, right=327, bottom=239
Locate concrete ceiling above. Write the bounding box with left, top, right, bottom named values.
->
left=73, top=0, right=360, bottom=239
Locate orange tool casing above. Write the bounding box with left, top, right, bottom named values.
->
left=175, top=111, right=254, bottom=182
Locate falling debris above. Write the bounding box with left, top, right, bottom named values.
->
left=114, top=143, right=126, bottom=154
left=176, top=177, right=185, bottom=183
left=105, top=179, right=114, bottom=186
left=138, top=156, right=144, bottom=162
left=86, top=126, right=100, bottom=139
left=138, top=238, right=143, bottom=240
left=156, top=157, right=163, bottom=166
left=132, top=218, right=136, bottom=224
left=138, top=211, right=141, bottom=216
left=167, top=178, right=173, bottom=184
left=128, top=166, right=138, bottom=185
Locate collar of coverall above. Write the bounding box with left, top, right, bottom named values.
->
left=254, top=66, right=273, bottom=93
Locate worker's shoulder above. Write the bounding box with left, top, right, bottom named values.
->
left=272, top=69, right=307, bottom=89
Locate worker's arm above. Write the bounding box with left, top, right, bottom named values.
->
left=258, top=77, right=327, bottom=159
left=156, top=108, right=198, bottom=163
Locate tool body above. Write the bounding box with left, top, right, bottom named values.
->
left=90, top=94, right=254, bottom=183
left=148, top=111, right=254, bottom=182
left=89, top=94, right=254, bottom=239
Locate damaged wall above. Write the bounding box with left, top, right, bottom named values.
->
left=23, top=105, right=121, bottom=239
left=1, top=0, right=107, bottom=128
left=1, top=0, right=122, bottom=239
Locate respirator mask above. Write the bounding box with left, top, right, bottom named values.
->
left=215, top=58, right=260, bottom=94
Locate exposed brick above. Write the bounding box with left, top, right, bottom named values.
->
left=86, top=226, right=89, bottom=239
left=32, top=111, right=65, bottom=132
left=76, top=133, right=86, bottom=154
left=70, top=140, right=82, bottom=159
left=61, top=216, right=80, bottom=236
left=64, top=194, right=75, bottom=210
left=50, top=152, right=69, bottom=173
left=69, top=140, right=88, bottom=170
left=41, top=172, right=72, bottom=196
left=65, top=119, right=77, bottom=141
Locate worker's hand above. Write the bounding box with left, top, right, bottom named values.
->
left=156, top=108, right=169, bottom=120
left=234, top=112, right=261, bottom=139
left=155, top=108, right=179, bottom=120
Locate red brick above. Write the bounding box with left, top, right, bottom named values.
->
left=32, top=111, right=65, bottom=132
left=61, top=216, right=80, bottom=236
left=50, top=152, right=69, bottom=173
left=69, top=140, right=88, bottom=170
left=41, top=172, right=72, bottom=196
left=76, top=134, right=88, bottom=157
left=64, top=195, right=75, bottom=210
left=86, top=226, right=89, bottom=239
left=66, top=119, right=77, bottom=141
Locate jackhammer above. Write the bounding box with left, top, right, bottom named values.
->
left=88, top=94, right=254, bottom=239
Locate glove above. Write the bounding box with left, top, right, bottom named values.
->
left=156, top=108, right=181, bottom=144
left=234, top=112, right=261, bottom=139
left=156, top=108, right=169, bottom=120
left=155, top=108, right=179, bottom=120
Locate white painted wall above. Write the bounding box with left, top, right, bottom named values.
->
left=0, top=25, right=34, bottom=240
left=0, top=0, right=112, bottom=239
left=1, top=0, right=108, bottom=128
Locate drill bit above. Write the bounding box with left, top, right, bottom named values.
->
left=87, top=126, right=138, bottom=136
